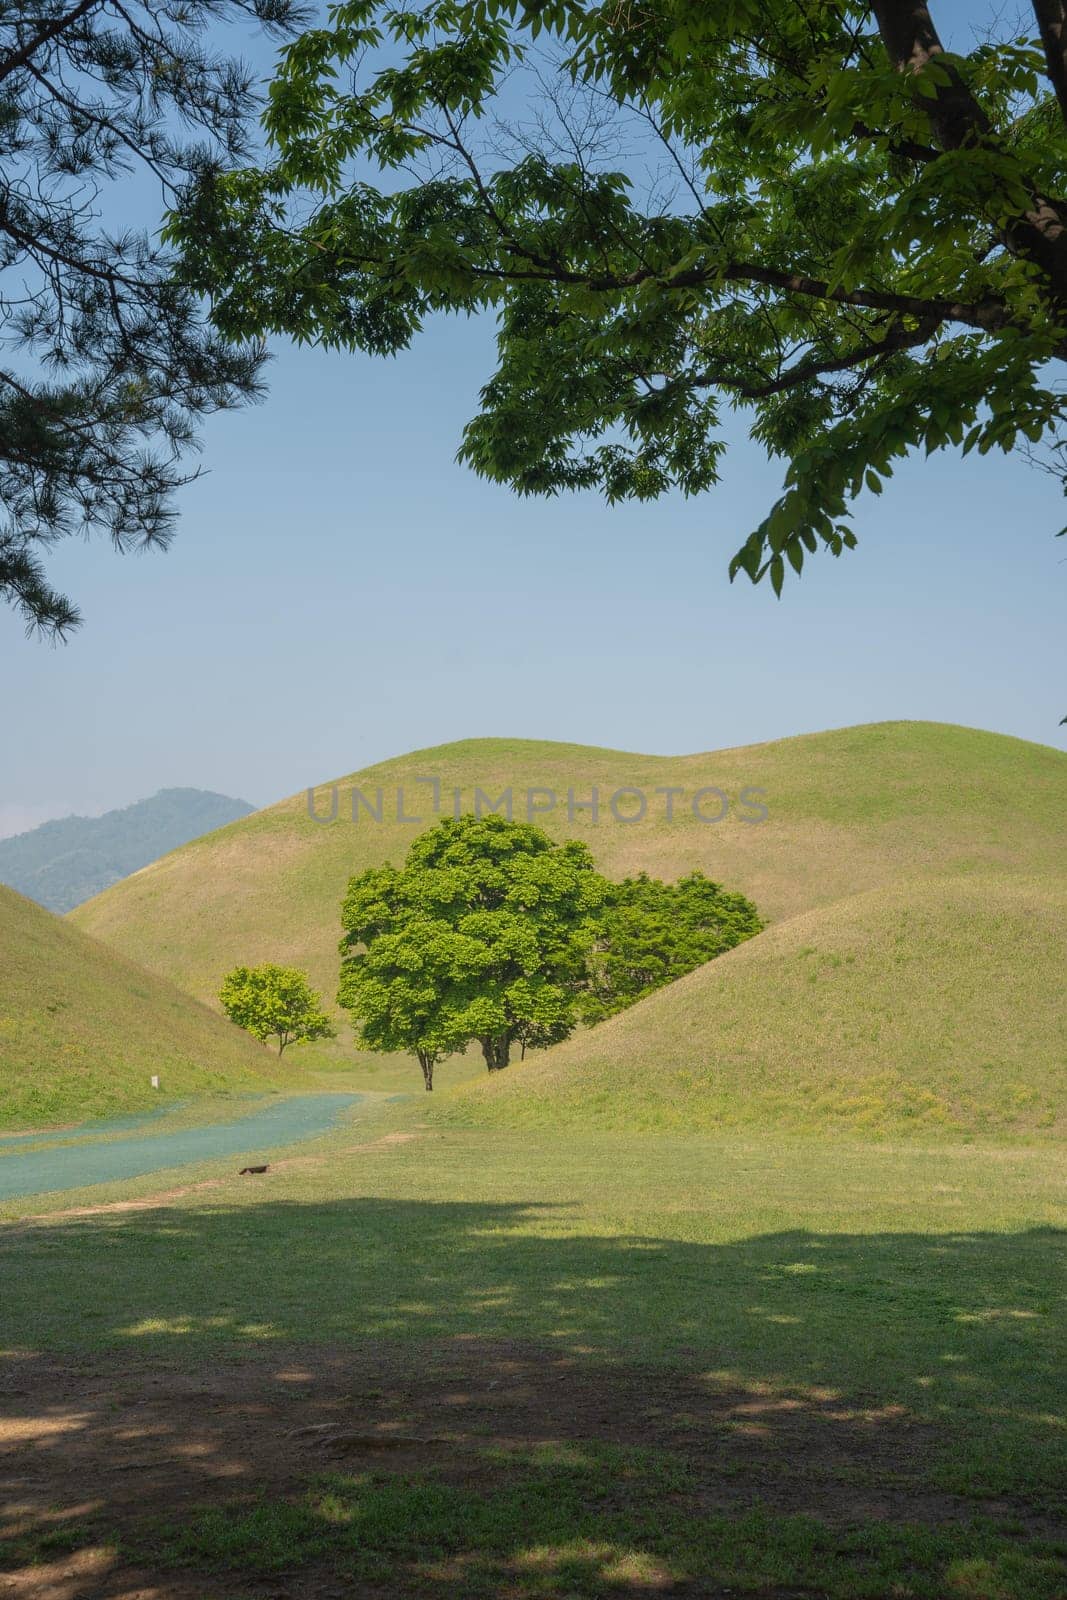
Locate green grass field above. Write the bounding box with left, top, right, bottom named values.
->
left=2, top=1115, right=1064, bottom=1598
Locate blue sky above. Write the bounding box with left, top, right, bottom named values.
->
left=2, top=3, right=1065, bottom=834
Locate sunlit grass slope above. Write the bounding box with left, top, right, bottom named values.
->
left=441, top=873, right=1067, bottom=1139
left=70, top=724, right=1067, bottom=1049
left=0, top=885, right=276, bottom=1128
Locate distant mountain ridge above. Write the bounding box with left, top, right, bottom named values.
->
left=0, top=788, right=256, bottom=913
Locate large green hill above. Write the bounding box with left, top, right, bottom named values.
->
left=0, top=885, right=275, bottom=1128
left=440, top=872, right=1067, bottom=1138
left=66, top=723, right=1066, bottom=1134
left=70, top=723, right=1067, bottom=1050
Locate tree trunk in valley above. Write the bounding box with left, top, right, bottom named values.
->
left=417, top=1050, right=434, bottom=1091
left=480, top=1036, right=511, bottom=1071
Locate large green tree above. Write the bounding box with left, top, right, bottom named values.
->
left=0, top=0, right=303, bottom=636
left=336, top=869, right=471, bottom=1089
left=338, top=813, right=607, bottom=1082
left=584, top=871, right=763, bottom=1023
left=172, top=1, right=1067, bottom=595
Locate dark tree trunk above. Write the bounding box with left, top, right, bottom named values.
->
left=480, top=1036, right=511, bottom=1071
left=872, top=0, right=1067, bottom=303
left=1033, top=0, right=1067, bottom=123
left=417, top=1051, right=434, bottom=1092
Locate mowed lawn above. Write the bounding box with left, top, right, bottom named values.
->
left=1, top=1119, right=1065, bottom=1599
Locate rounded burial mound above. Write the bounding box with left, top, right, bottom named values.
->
left=0, top=885, right=275, bottom=1129
left=69, top=723, right=1067, bottom=1048
left=441, top=873, right=1067, bottom=1140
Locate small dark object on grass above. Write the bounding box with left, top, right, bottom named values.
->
left=286, top=1423, right=449, bottom=1450
left=239, top=1164, right=268, bottom=1175
left=326, top=1431, right=449, bottom=1452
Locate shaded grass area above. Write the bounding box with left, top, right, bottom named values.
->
left=6, top=1209, right=1063, bottom=1506
left=1, top=1129, right=1064, bottom=1598
left=6, top=1420, right=1064, bottom=1600
left=2, top=1132, right=1064, bottom=1531
left=141, top=1455, right=1065, bottom=1600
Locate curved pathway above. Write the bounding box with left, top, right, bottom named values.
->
left=0, top=1093, right=362, bottom=1202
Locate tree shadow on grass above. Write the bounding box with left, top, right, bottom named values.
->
left=0, top=1203, right=1064, bottom=1598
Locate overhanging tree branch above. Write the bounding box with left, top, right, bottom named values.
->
left=0, top=0, right=99, bottom=85
left=682, top=313, right=943, bottom=400
left=169, top=0, right=1067, bottom=634
left=0, top=0, right=301, bottom=635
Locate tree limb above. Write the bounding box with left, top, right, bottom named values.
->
left=1032, top=0, right=1067, bottom=124
left=454, top=248, right=1014, bottom=336
left=871, top=0, right=1067, bottom=302
left=683, top=314, right=942, bottom=400
left=0, top=0, right=100, bottom=86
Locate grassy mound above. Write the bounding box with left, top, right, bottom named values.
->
left=440, top=873, right=1067, bottom=1139
left=0, top=885, right=277, bottom=1128
left=70, top=723, right=1067, bottom=1046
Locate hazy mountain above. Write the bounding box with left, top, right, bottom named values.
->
left=0, top=788, right=256, bottom=913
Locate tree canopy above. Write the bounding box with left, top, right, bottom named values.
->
left=220, top=962, right=335, bottom=1053
left=0, top=0, right=304, bottom=637
left=338, top=813, right=607, bottom=1082
left=584, top=871, right=763, bottom=1023
left=172, top=1, right=1067, bottom=594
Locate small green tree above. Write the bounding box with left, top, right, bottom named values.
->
left=220, top=963, right=335, bottom=1055
left=584, top=872, right=763, bottom=1023
left=338, top=815, right=608, bottom=1082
